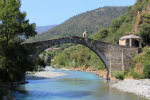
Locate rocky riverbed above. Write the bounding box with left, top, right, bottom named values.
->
left=25, top=67, right=67, bottom=80
left=26, top=67, right=150, bottom=99
left=112, top=79, right=150, bottom=99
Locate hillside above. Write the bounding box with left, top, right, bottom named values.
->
left=91, top=0, right=150, bottom=44
left=36, top=25, right=56, bottom=34
left=50, top=0, right=150, bottom=75
left=26, top=6, right=128, bottom=42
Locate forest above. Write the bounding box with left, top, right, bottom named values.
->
left=0, top=0, right=38, bottom=83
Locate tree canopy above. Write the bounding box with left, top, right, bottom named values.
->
left=0, top=0, right=36, bottom=82
left=140, top=13, right=150, bottom=46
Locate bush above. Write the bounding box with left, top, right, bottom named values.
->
left=91, top=28, right=109, bottom=40
left=128, top=68, right=142, bottom=79
left=110, top=15, right=126, bottom=29
left=112, top=71, right=124, bottom=80
left=51, top=45, right=106, bottom=70
left=139, top=13, right=150, bottom=46
left=143, top=64, right=150, bottom=78
left=34, top=57, right=46, bottom=71
left=132, top=47, right=150, bottom=79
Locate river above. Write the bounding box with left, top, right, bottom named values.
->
left=12, top=68, right=147, bottom=100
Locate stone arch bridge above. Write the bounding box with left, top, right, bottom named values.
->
left=23, top=36, right=139, bottom=79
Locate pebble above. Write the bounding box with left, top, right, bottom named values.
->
left=112, top=79, right=150, bottom=99
left=25, top=70, right=67, bottom=80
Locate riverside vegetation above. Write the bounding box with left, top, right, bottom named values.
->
left=0, top=0, right=39, bottom=99
left=40, top=0, right=150, bottom=80
left=28, top=6, right=129, bottom=73
left=0, top=0, right=150, bottom=99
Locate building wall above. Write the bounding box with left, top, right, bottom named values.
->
left=119, top=40, right=126, bottom=46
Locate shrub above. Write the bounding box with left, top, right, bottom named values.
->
left=128, top=68, right=142, bottom=79
left=132, top=47, right=150, bottom=79
left=143, top=64, right=150, bottom=78
left=112, top=71, right=124, bottom=80
left=51, top=45, right=106, bottom=70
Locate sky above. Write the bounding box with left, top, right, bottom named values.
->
left=21, top=0, right=136, bottom=26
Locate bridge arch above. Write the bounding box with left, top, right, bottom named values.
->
left=23, top=36, right=139, bottom=79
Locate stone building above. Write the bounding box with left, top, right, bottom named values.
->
left=119, top=34, right=142, bottom=48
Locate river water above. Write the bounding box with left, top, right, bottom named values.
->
left=12, top=69, right=147, bottom=100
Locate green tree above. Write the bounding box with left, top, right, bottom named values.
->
left=110, top=16, right=125, bottom=29
left=0, top=0, right=36, bottom=82
left=34, top=57, right=46, bottom=71
left=140, top=13, right=150, bottom=46
left=51, top=45, right=106, bottom=70
left=132, top=47, right=150, bottom=78
left=91, top=28, right=109, bottom=41
left=143, top=64, right=150, bottom=78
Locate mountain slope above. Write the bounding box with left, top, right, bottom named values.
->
left=26, top=6, right=128, bottom=42
left=91, top=0, right=150, bottom=44
left=36, top=25, right=56, bottom=34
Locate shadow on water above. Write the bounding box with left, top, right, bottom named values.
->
left=25, top=75, right=51, bottom=80
left=13, top=87, right=91, bottom=99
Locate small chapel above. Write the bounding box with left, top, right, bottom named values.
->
left=119, top=32, right=142, bottom=48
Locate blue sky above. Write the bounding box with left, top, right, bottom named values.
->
left=21, top=0, right=136, bottom=26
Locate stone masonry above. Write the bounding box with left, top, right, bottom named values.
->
left=23, top=36, right=139, bottom=79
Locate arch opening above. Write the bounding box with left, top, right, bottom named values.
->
left=24, top=36, right=112, bottom=80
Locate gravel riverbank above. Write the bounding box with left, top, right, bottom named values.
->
left=26, top=67, right=150, bottom=99
left=26, top=67, right=67, bottom=80
left=112, top=79, right=150, bottom=99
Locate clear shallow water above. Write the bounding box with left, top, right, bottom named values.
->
left=13, top=69, right=148, bottom=100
